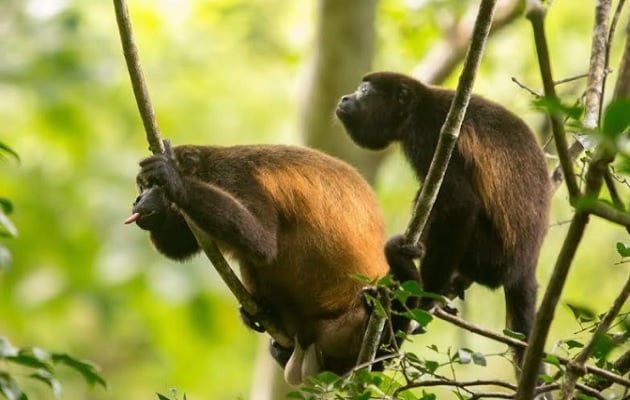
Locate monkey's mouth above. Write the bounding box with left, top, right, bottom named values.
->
left=123, top=210, right=155, bottom=225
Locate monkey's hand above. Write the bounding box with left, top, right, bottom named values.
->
left=385, top=234, right=424, bottom=283
left=137, top=140, right=189, bottom=207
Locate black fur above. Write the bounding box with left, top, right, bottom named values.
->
left=336, top=71, right=551, bottom=373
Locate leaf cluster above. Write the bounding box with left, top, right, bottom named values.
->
left=0, top=337, right=106, bottom=400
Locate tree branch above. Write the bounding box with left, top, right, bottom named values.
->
left=356, top=287, right=388, bottom=369
left=432, top=308, right=630, bottom=389
left=404, top=0, right=498, bottom=245
left=411, top=0, right=523, bottom=85
left=112, top=0, right=291, bottom=347
left=527, top=1, right=581, bottom=199
left=561, top=273, right=630, bottom=399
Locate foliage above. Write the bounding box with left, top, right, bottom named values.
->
left=0, top=336, right=106, bottom=400
left=0, top=0, right=628, bottom=398
left=0, top=144, right=106, bottom=399
left=0, top=142, right=18, bottom=272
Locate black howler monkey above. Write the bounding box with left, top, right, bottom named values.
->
left=336, top=71, right=551, bottom=372
left=125, top=142, right=393, bottom=385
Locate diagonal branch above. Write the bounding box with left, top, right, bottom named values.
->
left=404, top=0, right=498, bottom=245
left=111, top=0, right=291, bottom=347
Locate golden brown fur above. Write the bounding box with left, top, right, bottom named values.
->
left=130, top=143, right=388, bottom=384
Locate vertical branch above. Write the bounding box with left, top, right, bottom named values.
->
left=517, top=1, right=613, bottom=398
left=527, top=1, right=581, bottom=199
left=112, top=0, right=164, bottom=155
left=613, top=14, right=630, bottom=99
left=404, top=0, right=498, bottom=244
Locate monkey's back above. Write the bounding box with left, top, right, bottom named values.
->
left=426, top=88, right=551, bottom=286
left=174, top=144, right=388, bottom=320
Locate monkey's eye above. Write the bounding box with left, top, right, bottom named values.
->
left=356, top=82, right=371, bottom=98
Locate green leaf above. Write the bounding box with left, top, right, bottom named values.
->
left=51, top=353, right=106, bottom=389
left=616, top=242, right=630, bottom=257
left=0, top=143, right=19, bottom=163
left=456, top=348, right=471, bottom=364
left=0, top=211, right=18, bottom=238
left=0, top=337, right=19, bottom=358
left=0, top=198, right=13, bottom=215
left=543, top=354, right=561, bottom=367
left=6, top=352, right=53, bottom=372
left=563, top=339, right=584, bottom=350
left=592, top=332, right=616, bottom=360
left=533, top=97, right=583, bottom=120
left=602, top=99, right=630, bottom=139
left=0, top=372, right=27, bottom=400
left=424, top=360, right=439, bottom=373
left=29, top=370, right=63, bottom=397
left=156, top=394, right=171, bottom=400
left=350, top=274, right=375, bottom=285
left=472, top=352, right=487, bottom=366
left=400, top=280, right=424, bottom=296
left=401, top=309, right=433, bottom=327
left=566, top=303, right=597, bottom=323
left=419, top=391, right=437, bottom=400
left=503, top=329, right=526, bottom=340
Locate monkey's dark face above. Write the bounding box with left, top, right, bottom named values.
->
left=124, top=185, right=168, bottom=231
left=336, top=74, right=413, bottom=150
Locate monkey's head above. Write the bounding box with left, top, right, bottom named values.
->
left=124, top=185, right=168, bottom=231
left=336, top=72, right=420, bottom=150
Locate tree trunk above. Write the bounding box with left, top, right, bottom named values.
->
left=299, top=0, right=381, bottom=182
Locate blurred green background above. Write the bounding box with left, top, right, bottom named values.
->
left=1, top=0, right=628, bottom=398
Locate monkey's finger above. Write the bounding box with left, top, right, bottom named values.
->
left=124, top=212, right=141, bottom=224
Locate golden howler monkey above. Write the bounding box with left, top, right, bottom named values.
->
left=336, top=72, right=551, bottom=372
left=125, top=142, right=397, bottom=385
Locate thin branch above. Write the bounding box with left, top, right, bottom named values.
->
left=517, top=2, right=613, bottom=397
left=613, top=8, right=630, bottom=99
left=527, top=1, right=581, bottom=199
left=112, top=0, right=164, bottom=155
left=432, top=308, right=630, bottom=389
left=111, top=0, right=291, bottom=347
left=561, top=273, right=630, bottom=399
left=412, top=0, right=522, bottom=85
left=404, top=0, right=498, bottom=244
left=356, top=287, right=388, bottom=369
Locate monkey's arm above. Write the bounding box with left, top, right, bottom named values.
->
left=181, top=177, right=278, bottom=264
left=138, top=152, right=278, bottom=265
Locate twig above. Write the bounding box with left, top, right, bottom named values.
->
left=404, top=0, right=498, bottom=244
left=111, top=0, right=291, bottom=347
left=561, top=273, right=630, bottom=399
left=527, top=1, right=581, bottom=200
left=432, top=308, right=630, bottom=388
left=412, top=0, right=522, bottom=85
left=356, top=287, right=388, bottom=369
left=517, top=3, right=616, bottom=396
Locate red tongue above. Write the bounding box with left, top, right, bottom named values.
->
left=123, top=212, right=141, bottom=225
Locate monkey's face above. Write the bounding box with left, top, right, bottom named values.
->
left=124, top=185, right=168, bottom=231
left=336, top=75, right=413, bottom=150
